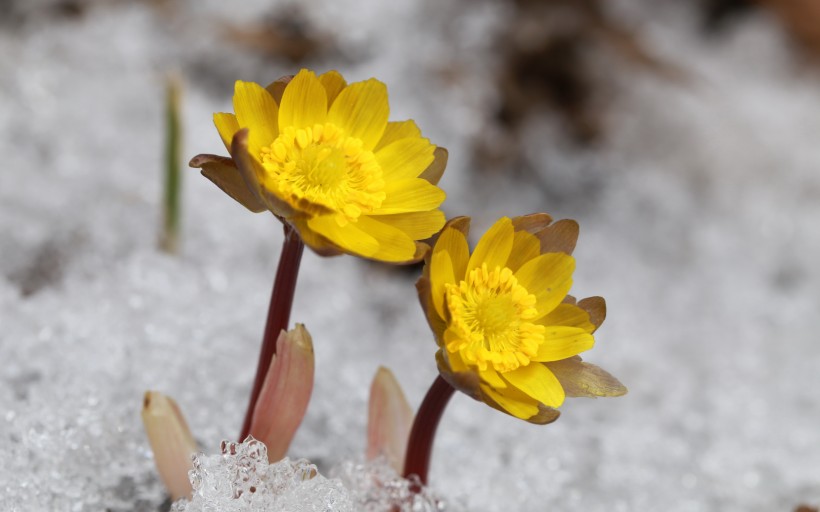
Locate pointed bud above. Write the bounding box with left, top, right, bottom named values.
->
left=249, top=323, right=315, bottom=461
left=367, top=366, right=414, bottom=472
left=141, top=391, right=198, bottom=501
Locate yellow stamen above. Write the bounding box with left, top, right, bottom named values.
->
left=259, top=122, right=386, bottom=223
left=445, top=263, right=545, bottom=373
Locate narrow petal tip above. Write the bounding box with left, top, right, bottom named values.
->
left=141, top=391, right=198, bottom=501
left=367, top=366, right=414, bottom=472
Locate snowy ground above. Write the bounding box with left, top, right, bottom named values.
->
left=1, top=0, right=819, bottom=510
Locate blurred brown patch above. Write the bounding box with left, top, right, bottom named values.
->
left=757, top=0, right=820, bottom=58
left=7, top=231, right=85, bottom=297
left=476, top=0, right=682, bottom=168
left=794, top=506, right=819, bottom=512
left=701, top=0, right=755, bottom=32
left=222, top=5, right=334, bottom=64
left=702, top=0, right=820, bottom=59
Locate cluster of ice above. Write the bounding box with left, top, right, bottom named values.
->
left=171, top=438, right=454, bottom=512
left=332, top=459, right=457, bottom=512
left=1, top=388, right=162, bottom=511
left=2, top=0, right=820, bottom=510
left=173, top=439, right=350, bottom=512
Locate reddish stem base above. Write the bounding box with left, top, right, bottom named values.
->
left=239, top=224, right=305, bottom=441
left=402, top=375, right=456, bottom=486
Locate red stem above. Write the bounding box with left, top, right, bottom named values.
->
left=402, top=375, right=456, bottom=486
left=239, top=224, right=305, bottom=441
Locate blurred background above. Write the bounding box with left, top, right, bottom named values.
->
left=1, top=0, right=819, bottom=510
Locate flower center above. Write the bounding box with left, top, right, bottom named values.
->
left=259, top=123, right=386, bottom=225
left=445, top=263, right=545, bottom=373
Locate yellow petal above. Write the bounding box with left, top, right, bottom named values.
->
left=478, top=367, right=507, bottom=389
left=213, top=112, right=240, bottom=152
left=233, top=81, right=279, bottom=157
left=505, top=230, right=541, bottom=272
left=369, top=210, right=445, bottom=240
left=432, top=226, right=470, bottom=281
left=318, top=70, right=347, bottom=106
left=307, top=215, right=379, bottom=257
left=445, top=348, right=470, bottom=373
left=289, top=216, right=343, bottom=257
left=514, top=252, right=575, bottom=319
left=429, top=250, right=455, bottom=319
left=278, top=69, right=328, bottom=131
left=467, top=217, right=514, bottom=274
left=437, top=349, right=482, bottom=399
left=327, top=78, right=389, bottom=150
left=375, top=178, right=445, bottom=214
left=227, top=130, right=267, bottom=202
left=374, top=120, right=422, bottom=151
left=416, top=277, right=441, bottom=332
left=481, top=385, right=540, bottom=420
left=501, top=363, right=565, bottom=408
left=375, top=137, right=435, bottom=182
left=229, top=129, right=294, bottom=218
left=540, top=303, right=596, bottom=333
left=355, top=215, right=418, bottom=262
left=531, top=327, right=595, bottom=362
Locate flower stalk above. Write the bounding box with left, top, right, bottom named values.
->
left=402, top=375, right=455, bottom=486
left=239, top=223, right=305, bottom=440
left=160, top=74, right=183, bottom=254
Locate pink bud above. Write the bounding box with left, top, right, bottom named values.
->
left=141, top=391, right=198, bottom=501
left=249, top=323, right=315, bottom=461
left=367, top=366, right=414, bottom=472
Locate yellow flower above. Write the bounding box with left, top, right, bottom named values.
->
left=190, top=69, right=448, bottom=263
left=417, top=214, right=626, bottom=424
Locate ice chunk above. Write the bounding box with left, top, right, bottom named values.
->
left=171, top=439, right=460, bottom=512
left=174, top=438, right=354, bottom=512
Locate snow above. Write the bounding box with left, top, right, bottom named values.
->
left=1, top=0, right=819, bottom=510
left=171, top=438, right=451, bottom=512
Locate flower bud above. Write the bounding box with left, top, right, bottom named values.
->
left=249, top=323, right=315, bottom=461
left=367, top=366, right=414, bottom=472
left=141, top=391, right=198, bottom=501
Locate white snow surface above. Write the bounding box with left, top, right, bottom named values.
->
left=1, top=0, right=820, bottom=511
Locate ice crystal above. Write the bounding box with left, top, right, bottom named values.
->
left=174, top=439, right=353, bottom=512
left=169, top=439, right=460, bottom=512
left=332, top=457, right=463, bottom=512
